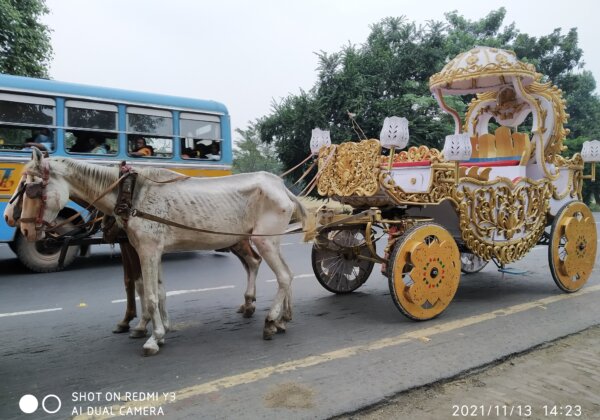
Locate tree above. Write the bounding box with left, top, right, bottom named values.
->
left=258, top=8, right=600, bottom=201
left=233, top=122, right=282, bottom=174
left=0, top=0, right=53, bottom=78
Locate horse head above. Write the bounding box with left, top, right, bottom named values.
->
left=19, top=148, right=69, bottom=241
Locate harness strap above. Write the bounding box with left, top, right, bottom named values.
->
left=131, top=209, right=302, bottom=237
left=45, top=173, right=129, bottom=234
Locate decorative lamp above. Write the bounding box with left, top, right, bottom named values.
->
left=581, top=140, right=600, bottom=182
left=442, top=133, right=473, bottom=184
left=310, top=128, right=331, bottom=156
left=380, top=116, right=409, bottom=169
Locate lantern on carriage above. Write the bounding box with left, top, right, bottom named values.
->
left=310, top=128, right=331, bottom=156
left=379, top=116, right=409, bottom=170
left=441, top=133, right=472, bottom=184
left=581, top=140, right=600, bottom=181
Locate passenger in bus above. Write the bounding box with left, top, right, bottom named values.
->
left=90, top=136, right=108, bottom=154
left=22, top=128, right=54, bottom=152
left=130, top=136, right=153, bottom=157
left=206, top=142, right=221, bottom=160
left=70, top=133, right=93, bottom=153
left=181, top=147, right=194, bottom=159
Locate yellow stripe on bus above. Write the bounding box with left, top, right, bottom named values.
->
left=0, top=162, right=25, bottom=198
left=0, top=162, right=230, bottom=201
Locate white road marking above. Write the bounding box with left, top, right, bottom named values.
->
left=76, top=283, right=600, bottom=420
left=265, top=273, right=315, bottom=283
left=0, top=307, right=62, bottom=318
left=111, top=285, right=235, bottom=303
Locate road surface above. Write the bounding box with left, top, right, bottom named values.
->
left=1, top=215, right=599, bottom=419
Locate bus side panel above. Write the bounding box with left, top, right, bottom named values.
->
left=173, top=168, right=232, bottom=177
left=0, top=162, right=25, bottom=242
left=0, top=202, right=17, bottom=242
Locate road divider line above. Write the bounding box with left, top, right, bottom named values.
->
left=0, top=307, right=62, bottom=318
left=111, top=285, right=235, bottom=303
left=266, top=273, right=315, bottom=283
left=79, top=283, right=600, bottom=420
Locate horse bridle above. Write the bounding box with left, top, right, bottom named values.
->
left=18, top=158, right=53, bottom=228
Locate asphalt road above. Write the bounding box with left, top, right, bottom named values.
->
left=1, top=216, right=599, bottom=420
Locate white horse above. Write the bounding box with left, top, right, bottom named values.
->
left=19, top=148, right=312, bottom=355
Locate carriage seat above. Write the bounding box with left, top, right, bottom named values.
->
left=465, top=126, right=530, bottom=167
left=459, top=127, right=531, bottom=182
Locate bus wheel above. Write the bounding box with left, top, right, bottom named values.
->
left=14, top=219, right=79, bottom=272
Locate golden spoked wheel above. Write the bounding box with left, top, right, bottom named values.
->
left=548, top=201, right=597, bottom=292
left=387, top=223, right=461, bottom=320
left=311, top=227, right=375, bottom=294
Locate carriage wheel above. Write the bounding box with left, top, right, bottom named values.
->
left=460, top=252, right=488, bottom=274
left=387, top=223, right=461, bottom=320
left=311, top=228, right=375, bottom=294
left=548, top=201, right=597, bottom=292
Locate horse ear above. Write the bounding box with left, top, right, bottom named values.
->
left=31, top=147, right=44, bottom=167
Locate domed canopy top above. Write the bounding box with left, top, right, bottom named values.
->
left=429, top=46, right=537, bottom=94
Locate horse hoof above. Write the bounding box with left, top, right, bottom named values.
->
left=112, top=324, right=130, bottom=334
left=263, top=321, right=277, bottom=340
left=129, top=329, right=147, bottom=339
left=275, top=321, right=286, bottom=333
left=243, top=305, right=255, bottom=318
left=143, top=344, right=160, bottom=357
left=158, top=338, right=165, bottom=346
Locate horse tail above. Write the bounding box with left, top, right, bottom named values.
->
left=285, top=188, right=316, bottom=242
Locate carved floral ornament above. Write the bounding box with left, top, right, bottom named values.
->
left=429, top=46, right=538, bottom=93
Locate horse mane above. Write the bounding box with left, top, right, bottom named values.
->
left=50, top=158, right=121, bottom=200
left=24, top=157, right=186, bottom=202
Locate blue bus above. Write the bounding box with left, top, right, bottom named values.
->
left=0, top=73, right=232, bottom=272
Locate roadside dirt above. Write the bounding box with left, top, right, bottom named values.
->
left=338, top=325, right=600, bottom=419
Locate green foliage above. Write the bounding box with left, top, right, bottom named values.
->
left=257, top=8, right=600, bottom=205
left=233, top=122, right=282, bottom=174
left=0, top=0, right=52, bottom=78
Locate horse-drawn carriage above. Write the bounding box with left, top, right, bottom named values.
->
left=310, top=46, right=599, bottom=320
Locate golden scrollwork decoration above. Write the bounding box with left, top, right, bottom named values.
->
left=380, top=145, right=444, bottom=166
left=456, top=179, right=552, bottom=263
left=317, top=139, right=382, bottom=197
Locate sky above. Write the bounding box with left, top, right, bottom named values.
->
left=42, top=0, right=600, bottom=141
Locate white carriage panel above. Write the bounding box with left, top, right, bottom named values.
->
left=485, top=165, right=527, bottom=182
left=390, top=166, right=431, bottom=192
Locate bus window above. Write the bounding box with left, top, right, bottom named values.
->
left=127, top=107, right=173, bottom=158
left=65, top=100, right=118, bottom=154
left=179, top=112, right=221, bottom=160
left=0, top=93, right=55, bottom=152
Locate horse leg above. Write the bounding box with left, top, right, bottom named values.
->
left=157, top=263, right=169, bottom=336
left=251, top=236, right=293, bottom=340
left=125, top=245, right=149, bottom=339
left=137, top=250, right=166, bottom=356
left=129, top=275, right=150, bottom=338
left=113, top=243, right=138, bottom=333
left=231, top=239, right=262, bottom=318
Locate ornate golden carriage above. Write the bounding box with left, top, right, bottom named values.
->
left=310, top=47, right=599, bottom=320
